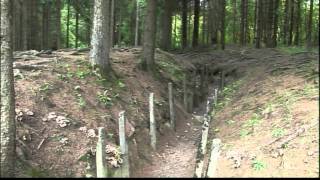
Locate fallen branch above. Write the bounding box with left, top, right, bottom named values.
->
left=37, top=137, right=48, bottom=150
left=13, top=64, right=48, bottom=70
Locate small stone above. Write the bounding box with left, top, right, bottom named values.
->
left=25, top=109, right=34, bottom=116
left=184, top=130, right=188, bottom=133
left=187, top=123, right=191, bottom=126
left=60, top=137, right=69, bottom=145
left=307, top=151, right=314, bottom=156
left=48, top=112, right=57, bottom=120
left=176, top=136, right=180, bottom=138
left=303, top=159, right=308, bottom=164
left=79, top=126, right=87, bottom=132
left=193, top=128, right=198, bottom=131
left=87, top=129, right=96, bottom=138
left=42, top=118, right=48, bottom=122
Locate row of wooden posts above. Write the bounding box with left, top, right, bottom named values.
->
left=95, top=69, right=225, bottom=177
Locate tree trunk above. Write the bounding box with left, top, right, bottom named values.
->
left=182, top=0, right=188, bottom=48
left=220, top=0, right=226, bottom=50
left=90, top=0, right=111, bottom=75
left=306, top=0, right=313, bottom=49
left=160, top=0, right=173, bottom=50
left=66, top=0, right=71, bottom=48
left=142, top=0, right=157, bottom=73
left=55, top=0, right=61, bottom=50
left=192, top=0, right=200, bottom=47
left=288, top=0, right=294, bottom=45
left=240, top=0, right=248, bottom=46
left=75, top=7, right=79, bottom=48
left=1, top=0, right=16, bottom=177
left=232, top=0, right=237, bottom=43
left=42, top=1, right=49, bottom=50
left=272, top=0, right=279, bottom=47
left=134, top=0, right=139, bottom=46
left=110, top=0, right=115, bottom=47
left=283, top=0, right=289, bottom=45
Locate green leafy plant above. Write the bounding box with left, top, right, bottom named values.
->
left=225, top=119, right=235, bottom=125
left=252, top=160, right=266, bottom=171
left=244, top=113, right=262, bottom=128
left=240, top=129, right=250, bottom=137
left=39, top=83, right=52, bottom=93
left=97, top=91, right=113, bottom=107
left=272, top=128, right=285, bottom=138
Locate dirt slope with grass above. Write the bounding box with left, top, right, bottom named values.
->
left=13, top=48, right=195, bottom=177
left=202, top=48, right=319, bottom=177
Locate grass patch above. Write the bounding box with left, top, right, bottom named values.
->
left=252, top=160, right=266, bottom=171
left=277, top=46, right=318, bottom=55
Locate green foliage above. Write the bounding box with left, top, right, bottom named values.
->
left=97, top=90, right=113, bottom=107
left=240, top=129, right=250, bottom=137
left=243, top=113, right=262, bottom=128
left=252, top=160, right=266, bottom=171
left=39, top=82, right=53, bottom=93
left=225, top=119, right=235, bottom=125
left=272, top=128, right=285, bottom=138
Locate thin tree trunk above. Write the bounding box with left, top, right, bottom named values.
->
left=55, top=0, right=61, bottom=50
left=182, top=0, right=188, bottom=48
left=306, top=0, right=313, bottom=49
left=134, top=0, right=139, bottom=46
left=283, top=0, right=289, bottom=45
left=288, top=0, right=294, bottom=45
left=255, top=0, right=262, bottom=48
left=66, top=0, right=71, bottom=48
left=192, top=0, right=200, bottom=47
left=110, top=0, right=115, bottom=47
left=232, top=0, right=237, bottom=43
left=75, top=7, right=79, bottom=48
left=220, top=0, right=226, bottom=50
left=1, top=0, right=16, bottom=177
left=272, top=0, right=279, bottom=47
left=142, top=0, right=157, bottom=73
left=160, top=0, right=173, bottom=50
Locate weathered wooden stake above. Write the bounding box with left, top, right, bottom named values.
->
left=149, top=93, right=156, bottom=150
left=168, top=82, right=175, bottom=131
left=194, top=115, right=211, bottom=178
left=183, top=73, right=188, bottom=111
left=96, top=127, right=107, bottom=177
left=214, top=88, right=218, bottom=107
left=206, top=138, right=221, bottom=178
left=206, top=99, right=210, bottom=114
left=119, top=111, right=127, bottom=155
left=220, top=71, right=225, bottom=92
left=118, top=111, right=130, bottom=177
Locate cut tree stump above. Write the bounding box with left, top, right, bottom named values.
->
left=206, top=138, right=221, bottom=178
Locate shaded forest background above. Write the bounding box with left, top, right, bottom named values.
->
left=10, top=0, right=319, bottom=51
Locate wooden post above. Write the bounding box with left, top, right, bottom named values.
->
left=149, top=93, right=156, bottom=150
left=96, top=127, right=107, bottom=177
left=119, top=111, right=127, bottom=155
left=220, top=71, right=225, bottom=93
left=206, top=139, right=221, bottom=178
left=194, top=115, right=211, bottom=178
left=200, top=66, right=205, bottom=101
left=168, top=83, right=175, bottom=131
left=183, top=73, right=188, bottom=111
left=118, top=111, right=130, bottom=177
left=206, top=99, right=210, bottom=115
left=214, top=88, right=218, bottom=107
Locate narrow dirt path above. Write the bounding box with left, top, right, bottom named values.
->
left=133, top=112, right=202, bottom=177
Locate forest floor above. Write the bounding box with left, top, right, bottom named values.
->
left=12, top=45, right=319, bottom=177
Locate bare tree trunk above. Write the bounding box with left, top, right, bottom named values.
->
left=142, top=0, right=157, bottom=73
left=232, top=0, right=237, bottom=43
left=134, top=0, right=139, bottom=46
left=182, top=0, right=188, bottom=48
left=272, top=0, right=279, bottom=47
left=220, top=0, right=226, bottom=50
left=110, top=0, right=115, bottom=48
left=288, top=0, right=294, bottom=45
left=66, top=0, right=71, bottom=48
left=160, top=0, right=173, bottom=50
left=283, top=0, right=289, bottom=45
left=192, top=0, right=200, bottom=47
left=306, top=0, right=313, bottom=49
left=1, top=0, right=16, bottom=177
left=90, top=0, right=111, bottom=75
left=75, top=3, right=79, bottom=48
left=42, top=1, right=49, bottom=50
left=55, top=0, right=61, bottom=49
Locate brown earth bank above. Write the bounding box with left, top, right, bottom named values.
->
left=12, top=46, right=319, bottom=177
